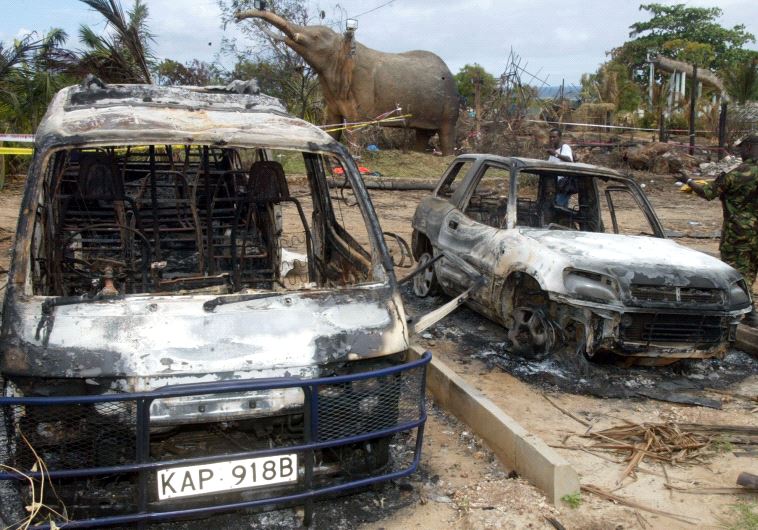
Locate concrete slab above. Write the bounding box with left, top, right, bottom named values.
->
left=736, top=324, right=758, bottom=357
left=410, top=346, right=580, bottom=505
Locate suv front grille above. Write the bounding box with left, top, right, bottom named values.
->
left=620, top=313, right=728, bottom=343
left=629, top=284, right=724, bottom=305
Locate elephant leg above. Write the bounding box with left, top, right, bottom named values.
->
left=413, top=129, right=435, bottom=152
left=438, top=121, right=456, bottom=156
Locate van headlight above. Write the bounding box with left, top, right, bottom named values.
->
left=728, top=279, right=751, bottom=307
left=564, top=269, right=619, bottom=302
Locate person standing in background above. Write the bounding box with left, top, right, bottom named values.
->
left=546, top=128, right=575, bottom=207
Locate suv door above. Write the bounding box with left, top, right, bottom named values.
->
left=436, top=161, right=510, bottom=298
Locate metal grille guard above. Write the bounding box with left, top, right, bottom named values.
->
left=0, top=352, right=431, bottom=529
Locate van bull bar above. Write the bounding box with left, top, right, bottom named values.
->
left=0, top=352, right=430, bottom=529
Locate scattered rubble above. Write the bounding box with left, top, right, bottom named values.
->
left=623, top=142, right=699, bottom=173
left=697, top=154, right=742, bottom=176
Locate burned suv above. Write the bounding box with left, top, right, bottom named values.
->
left=412, top=155, right=751, bottom=365
left=0, top=80, right=429, bottom=527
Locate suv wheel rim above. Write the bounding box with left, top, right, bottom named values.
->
left=412, top=253, right=435, bottom=297
left=508, top=306, right=555, bottom=358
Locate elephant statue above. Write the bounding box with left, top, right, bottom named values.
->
left=236, top=9, right=459, bottom=155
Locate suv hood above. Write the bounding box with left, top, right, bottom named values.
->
left=523, top=229, right=740, bottom=285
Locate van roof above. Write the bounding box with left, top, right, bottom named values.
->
left=34, top=80, right=339, bottom=152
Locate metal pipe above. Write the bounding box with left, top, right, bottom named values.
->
left=136, top=398, right=151, bottom=520
left=149, top=145, right=162, bottom=260
left=203, top=146, right=214, bottom=274
left=303, top=386, right=315, bottom=526
left=398, top=252, right=444, bottom=285
left=690, top=64, right=697, bottom=156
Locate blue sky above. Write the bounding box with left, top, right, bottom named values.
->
left=1, top=0, right=757, bottom=86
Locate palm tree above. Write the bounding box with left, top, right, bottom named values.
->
left=0, top=29, right=71, bottom=132
left=0, top=34, right=47, bottom=114
left=74, top=0, right=155, bottom=83
left=722, top=55, right=758, bottom=104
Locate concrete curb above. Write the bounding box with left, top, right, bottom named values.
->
left=736, top=324, right=758, bottom=357
left=410, top=346, right=580, bottom=505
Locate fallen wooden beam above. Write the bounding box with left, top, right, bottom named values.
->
left=327, top=177, right=436, bottom=191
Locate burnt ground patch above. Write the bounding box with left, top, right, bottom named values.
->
left=150, top=483, right=417, bottom=530
left=403, top=285, right=758, bottom=407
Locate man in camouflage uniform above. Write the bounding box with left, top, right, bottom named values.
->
left=678, top=133, right=758, bottom=326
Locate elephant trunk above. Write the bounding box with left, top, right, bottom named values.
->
left=235, top=9, right=305, bottom=44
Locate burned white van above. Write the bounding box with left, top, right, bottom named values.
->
left=0, top=79, right=428, bottom=527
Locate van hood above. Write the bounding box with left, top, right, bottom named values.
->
left=1, top=286, right=409, bottom=383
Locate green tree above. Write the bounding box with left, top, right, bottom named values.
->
left=722, top=52, right=758, bottom=103
left=156, top=59, right=226, bottom=86
left=661, top=39, right=716, bottom=67
left=0, top=29, right=72, bottom=133
left=454, top=63, right=496, bottom=105
left=218, top=0, right=322, bottom=121
left=73, top=0, right=155, bottom=83
left=579, top=62, right=642, bottom=112
left=612, top=3, right=755, bottom=71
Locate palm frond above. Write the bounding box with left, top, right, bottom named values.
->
left=722, top=56, right=758, bottom=104
left=78, top=0, right=153, bottom=83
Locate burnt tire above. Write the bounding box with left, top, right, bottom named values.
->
left=0, top=481, right=25, bottom=530
left=412, top=252, right=440, bottom=298
left=507, top=285, right=557, bottom=360
left=338, top=435, right=392, bottom=476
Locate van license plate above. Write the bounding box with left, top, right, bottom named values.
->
left=157, top=454, right=298, bottom=500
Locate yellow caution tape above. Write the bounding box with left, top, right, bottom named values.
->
left=0, top=147, right=34, bottom=156
left=322, top=114, right=413, bottom=134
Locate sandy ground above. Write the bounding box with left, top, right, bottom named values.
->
left=0, top=172, right=756, bottom=529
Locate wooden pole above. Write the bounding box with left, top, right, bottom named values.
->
left=474, top=76, right=482, bottom=150
left=0, top=141, right=5, bottom=190
left=689, top=64, right=697, bottom=156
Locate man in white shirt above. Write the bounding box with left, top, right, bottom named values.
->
left=546, top=128, right=574, bottom=207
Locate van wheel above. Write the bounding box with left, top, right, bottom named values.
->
left=0, top=481, right=26, bottom=530
left=339, top=436, right=392, bottom=475
left=412, top=252, right=440, bottom=298
left=0, top=405, right=26, bottom=529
